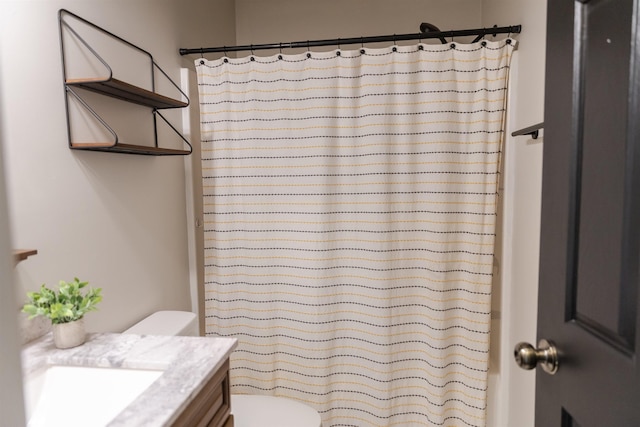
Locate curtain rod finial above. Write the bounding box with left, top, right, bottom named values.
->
left=420, top=22, right=441, bottom=33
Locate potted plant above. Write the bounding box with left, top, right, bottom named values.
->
left=22, top=277, right=102, bottom=349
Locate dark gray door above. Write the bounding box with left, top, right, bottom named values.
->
left=534, top=0, right=640, bottom=425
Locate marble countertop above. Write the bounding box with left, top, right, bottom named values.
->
left=21, top=332, right=237, bottom=426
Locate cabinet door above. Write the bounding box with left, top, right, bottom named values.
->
left=172, top=360, right=231, bottom=427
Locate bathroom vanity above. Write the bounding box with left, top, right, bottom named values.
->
left=21, top=332, right=237, bottom=426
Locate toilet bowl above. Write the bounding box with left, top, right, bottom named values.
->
left=123, top=311, right=322, bottom=427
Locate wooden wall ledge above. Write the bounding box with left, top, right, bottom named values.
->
left=13, top=249, right=37, bottom=264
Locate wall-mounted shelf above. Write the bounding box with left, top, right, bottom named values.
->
left=59, top=9, right=191, bottom=156
left=13, top=249, right=37, bottom=264
left=65, top=78, right=189, bottom=109
left=68, top=141, right=192, bottom=156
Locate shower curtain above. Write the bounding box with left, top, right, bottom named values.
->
left=196, top=38, right=515, bottom=427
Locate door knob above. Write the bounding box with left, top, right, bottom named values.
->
left=514, top=338, right=559, bottom=375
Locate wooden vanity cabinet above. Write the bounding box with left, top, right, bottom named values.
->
left=172, top=360, right=233, bottom=427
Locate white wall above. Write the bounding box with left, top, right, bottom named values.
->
left=482, top=1, right=547, bottom=426
left=483, top=0, right=547, bottom=131
left=0, top=92, right=26, bottom=427
left=235, top=0, right=482, bottom=50
left=0, top=0, right=235, bottom=334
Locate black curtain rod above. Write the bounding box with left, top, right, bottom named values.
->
left=179, top=24, right=521, bottom=56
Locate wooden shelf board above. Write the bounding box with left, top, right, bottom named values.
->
left=71, top=142, right=115, bottom=148
left=66, top=77, right=188, bottom=109
left=71, top=142, right=190, bottom=156
left=13, top=249, right=37, bottom=263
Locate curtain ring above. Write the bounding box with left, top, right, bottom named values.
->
left=199, top=48, right=204, bottom=58
left=279, top=42, right=283, bottom=54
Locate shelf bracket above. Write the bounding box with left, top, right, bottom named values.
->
left=65, top=86, right=119, bottom=147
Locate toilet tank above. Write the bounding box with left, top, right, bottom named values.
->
left=123, top=311, right=198, bottom=337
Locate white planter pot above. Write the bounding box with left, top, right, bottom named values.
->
left=52, top=318, right=86, bottom=349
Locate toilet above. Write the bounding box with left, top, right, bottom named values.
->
left=123, top=310, right=322, bottom=427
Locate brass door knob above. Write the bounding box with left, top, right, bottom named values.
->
left=514, top=339, right=559, bottom=375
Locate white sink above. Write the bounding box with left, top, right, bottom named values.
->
left=23, top=365, right=163, bottom=427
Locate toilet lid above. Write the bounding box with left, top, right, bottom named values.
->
left=231, top=395, right=322, bottom=427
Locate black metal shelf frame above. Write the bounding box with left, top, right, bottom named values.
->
left=58, top=9, right=192, bottom=156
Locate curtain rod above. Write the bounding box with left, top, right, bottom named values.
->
left=178, top=23, right=522, bottom=56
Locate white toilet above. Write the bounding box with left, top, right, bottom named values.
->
left=123, top=310, right=322, bottom=427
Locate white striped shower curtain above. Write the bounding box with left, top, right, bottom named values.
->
left=196, top=38, right=515, bottom=427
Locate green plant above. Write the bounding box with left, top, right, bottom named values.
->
left=22, top=278, right=102, bottom=324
